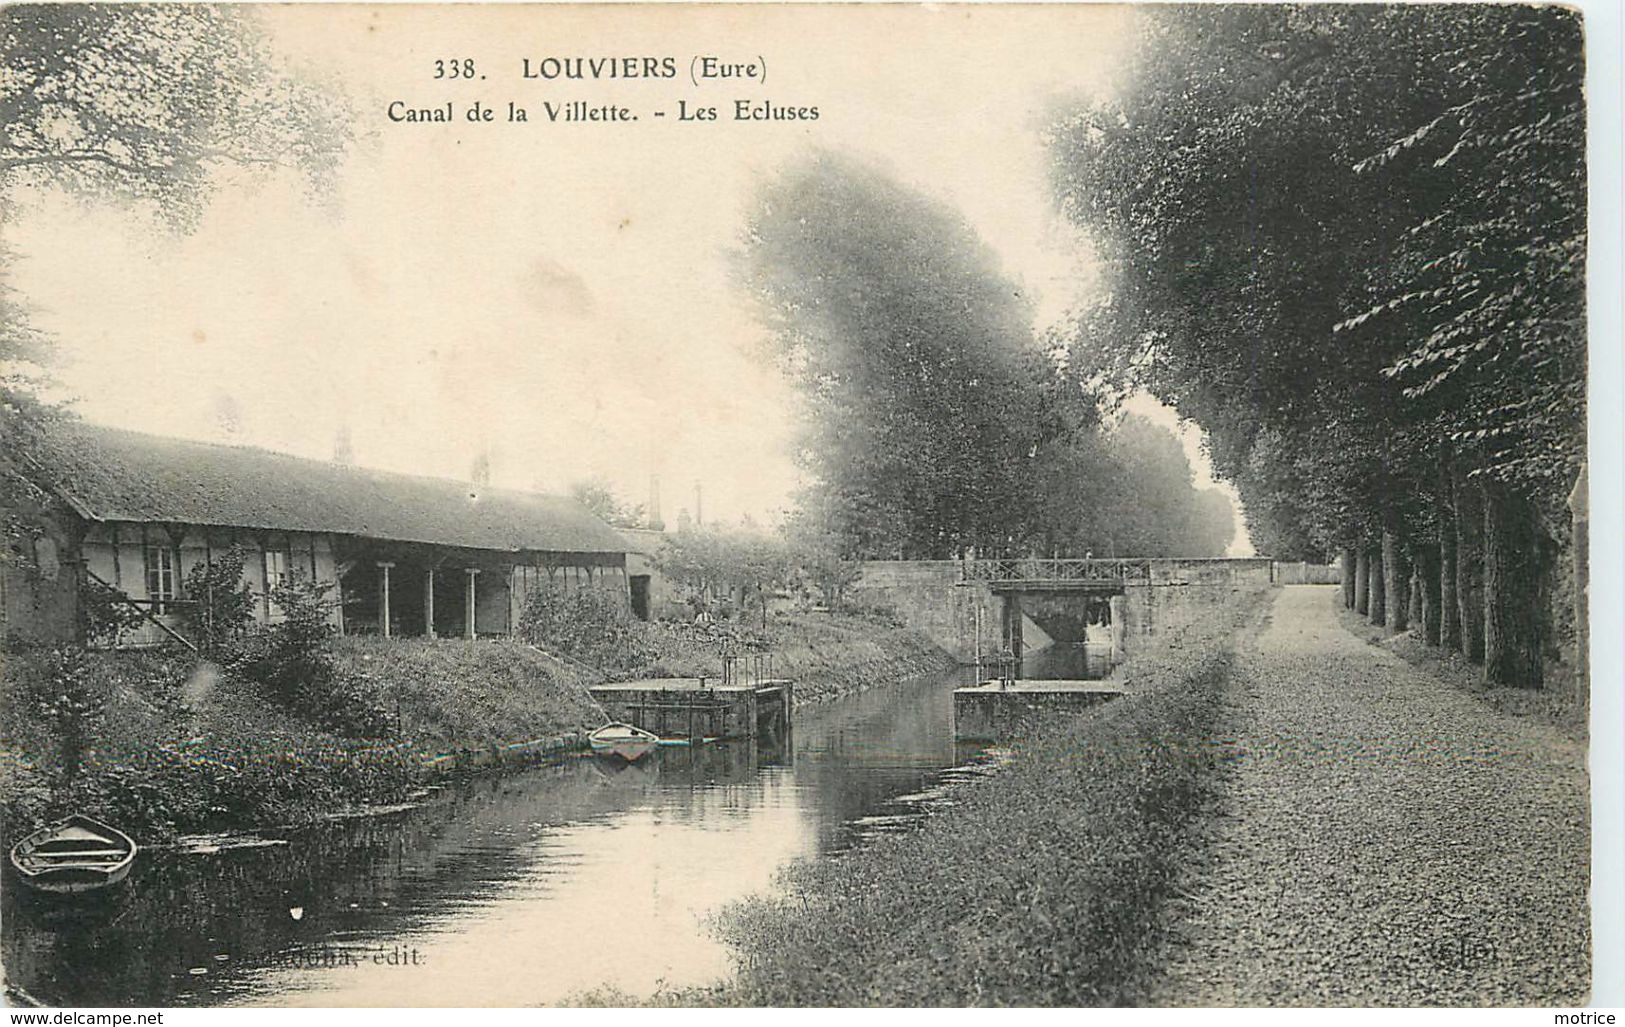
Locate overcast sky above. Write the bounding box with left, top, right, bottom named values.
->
left=10, top=4, right=1252, bottom=553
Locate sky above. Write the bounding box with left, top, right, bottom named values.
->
left=8, top=4, right=1252, bottom=553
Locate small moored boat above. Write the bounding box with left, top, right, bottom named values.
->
left=587, top=722, right=660, bottom=763
left=10, top=815, right=137, bottom=895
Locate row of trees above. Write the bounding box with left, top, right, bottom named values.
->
left=738, top=152, right=1235, bottom=563
left=1046, top=5, right=1586, bottom=687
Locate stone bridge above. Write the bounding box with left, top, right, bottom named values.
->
left=849, top=557, right=1277, bottom=664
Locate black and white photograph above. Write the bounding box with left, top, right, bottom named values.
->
left=0, top=1, right=1614, bottom=1011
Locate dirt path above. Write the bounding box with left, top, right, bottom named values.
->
left=1151, top=585, right=1590, bottom=1005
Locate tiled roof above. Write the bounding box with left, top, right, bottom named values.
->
left=35, top=422, right=629, bottom=554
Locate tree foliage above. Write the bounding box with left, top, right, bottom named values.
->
left=740, top=152, right=1235, bottom=560
left=655, top=524, right=794, bottom=627
left=1047, top=4, right=1585, bottom=684
left=1049, top=3, right=1583, bottom=547
left=1, top=4, right=349, bottom=230
left=740, top=152, right=1056, bottom=558
left=1, top=4, right=352, bottom=601
left=568, top=478, right=647, bottom=529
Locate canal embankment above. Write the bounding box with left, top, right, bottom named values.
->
left=527, top=609, right=959, bottom=708
left=0, top=639, right=606, bottom=840
left=0, top=611, right=954, bottom=840
left=648, top=596, right=1266, bottom=1007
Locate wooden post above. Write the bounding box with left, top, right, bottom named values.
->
left=464, top=568, right=480, bottom=640
left=259, top=536, right=272, bottom=622
left=425, top=567, right=435, bottom=638
left=973, top=601, right=983, bottom=672
left=377, top=562, right=394, bottom=638
left=504, top=567, right=514, bottom=636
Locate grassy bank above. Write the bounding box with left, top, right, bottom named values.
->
left=0, top=639, right=605, bottom=840
left=527, top=606, right=958, bottom=706
left=1, top=613, right=949, bottom=840
left=624, top=613, right=957, bottom=706
left=642, top=600, right=1259, bottom=1007
left=333, top=637, right=604, bottom=750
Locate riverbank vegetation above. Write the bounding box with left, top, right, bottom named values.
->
left=1046, top=5, right=1585, bottom=695
left=652, top=601, right=1256, bottom=1006
left=0, top=599, right=607, bottom=839
left=2, top=561, right=952, bottom=838
left=516, top=576, right=955, bottom=706
left=0, top=645, right=417, bottom=839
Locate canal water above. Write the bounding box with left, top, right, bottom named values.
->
left=1018, top=640, right=1116, bottom=682
left=2, top=663, right=992, bottom=1007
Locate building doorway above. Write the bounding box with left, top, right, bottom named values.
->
left=630, top=575, right=651, bottom=621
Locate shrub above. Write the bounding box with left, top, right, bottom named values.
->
left=839, top=599, right=906, bottom=628
left=79, top=578, right=145, bottom=646
left=21, top=646, right=107, bottom=783
left=516, top=580, right=656, bottom=675
left=229, top=576, right=393, bottom=738
left=180, top=543, right=257, bottom=656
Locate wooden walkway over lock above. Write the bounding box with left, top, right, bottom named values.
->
left=589, top=655, right=793, bottom=743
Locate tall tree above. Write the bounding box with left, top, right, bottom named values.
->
left=1047, top=4, right=1584, bottom=686
left=2, top=3, right=350, bottom=417
left=738, top=152, right=1053, bottom=558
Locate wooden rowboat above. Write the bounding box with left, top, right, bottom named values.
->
left=587, top=722, right=660, bottom=763
left=10, top=815, right=137, bottom=895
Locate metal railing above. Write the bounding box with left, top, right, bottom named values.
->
left=961, top=558, right=1152, bottom=584
left=720, top=652, right=779, bottom=688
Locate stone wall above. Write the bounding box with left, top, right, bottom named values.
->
left=850, top=562, right=1060, bottom=663
left=854, top=558, right=1276, bottom=664
left=1122, top=558, right=1276, bottom=644
left=1273, top=560, right=1343, bottom=585
left=849, top=561, right=1003, bottom=663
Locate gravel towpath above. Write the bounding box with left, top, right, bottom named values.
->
left=1151, top=585, right=1590, bottom=1005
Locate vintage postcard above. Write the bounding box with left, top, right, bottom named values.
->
left=0, top=1, right=1608, bottom=1012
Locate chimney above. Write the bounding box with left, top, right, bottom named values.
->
left=649, top=475, right=664, bottom=530
left=695, top=481, right=703, bottom=527
left=332, top=425, right=354, bottom=465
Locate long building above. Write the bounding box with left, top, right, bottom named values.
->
left=3, top=422, right=634, bottom=647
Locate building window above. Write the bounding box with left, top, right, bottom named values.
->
left=265, top=549, right=290, bottom=619
left=144, top=545, right=175, bottom=614
left=265, top=549, right=289, bottom=591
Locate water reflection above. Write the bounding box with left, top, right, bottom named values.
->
left=1019, top=641, right=1116, bottom=681
left=3, top=663, right=983, bottom=1007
